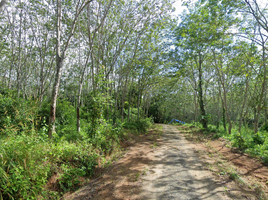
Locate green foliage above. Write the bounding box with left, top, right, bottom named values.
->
left=84, top=92, right=107, bottom=137
left=39, top=98, right=76, bottom=132
left=0, top=134, right=50, bottom=199
left=207, top=124, right=218, bottom=133
left=123, top=118, right=153, bottom=133
left=0, top=94, right=38, bottom=135
left=59, top=165, right=86, bottom=192
left=252, top=132, right=265, bottom=145
left=87, top=119, right=125, bottom=155
left=183, top=123, right=268, bottom=164
left=230, top=132, right=249, bottom=150
left=0, top=131, right=99, bottom=199
left=0, top=85, right=155, bottom=199
left=219, top=127, right=268, bottom=164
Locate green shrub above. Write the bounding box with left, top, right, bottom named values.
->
left=88, top=120, right=124, bottom=154
left=252, top=132, right=265, bottom=145
left=207, top=124, right=218, bottom=133
left=0, top=134, right=51, bottom=199
left=0, top=131, right=99, bottom=199
left=0, top=95, right=16, bottom=130
left=123, top=118, right=153, bottom=133
left=38, top=98, right=76, bottom=133
left=58, top=164, right=86, bottom=192
left=221, top=128, right=254, bottom=150
left=0, top=95, right=38, bottom=135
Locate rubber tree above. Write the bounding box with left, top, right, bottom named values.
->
left=174, top=6, right=211, bottom=129
left=48, top=0, right=93, bottom=138
left=238, top=0, right=268, bottom=132
left=174, top=0, right=236, bottom=129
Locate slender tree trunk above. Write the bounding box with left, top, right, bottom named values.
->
left=48, top=0, right=62, bottom=138
left=121, top=77, right=128, bottom=122
left=213, top=50, right=231, bottom=134
left=194, top=91, right=198, bottom=123
left=254, top=42, right=266, bottom=133
left=218, top=82, right=226, bottom=131
left=77, top=61, right=87, bottom=133
left=222, top=81, right=232, bottom=134
left=137, top=79, right=141, bottom=121
left=239, top=75, right=249, bottom=132
left=197, top=54, right=207, bottom=129
left=113, top=76, right=120, bottom=124
left=49, top=58, right=63, bottom=137
left=143, top=94, right=147, bottom=118
left=216, top=85, right=221, bottom=129
left=48, top=0, right=92, bottom=137
left=17, top=6, right=23, bottom=98
left=77, top=83, right=82, bottom=132
left=8, top=19, right=15, bottom=90
left=128, top=77, right=134, bottom=122
left=146, top=95, right=150, bottom=118
left=265, top=97, right=268, bottom=126
left=137, top=93, right=140, bottom=121
left=76, top=25, right=90, bottom=133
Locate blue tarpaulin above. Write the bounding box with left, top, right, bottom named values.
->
left=168, top=119, right=185, bottom=124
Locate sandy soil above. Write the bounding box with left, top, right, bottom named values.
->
left=64, top=124, right=266, bottom=200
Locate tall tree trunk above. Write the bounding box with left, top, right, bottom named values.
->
left=146, top=95, right=150, bottom=118
left=197, top=53, right=207, bottom=129
left=218, top=84, right=226, bottom=131
left=48, top=0, right=92, bottom=137
left=48, top=0, right=62, bottom=138
left=216, top=85, right=221, bottom=129
left=76, top=25, right=90, bottom=133
left=17, top=5, right=23, bottom=98
left=137, top=92, right=140, bottom=121
left=77, top=62, right=88, bottom=132
left=77, top=84, right=82, bottom=133
left=222, top=81, right=232, bottom=134
left=128, top=77, right=134, bottom=122
left=137, top=79, right=141, bottom=121
left=121, top=77, right=128, bottom=122
left=239, top=75, right=249, bottom=132
left=254, top=40, right=267, bottom=133
left=213, top=50, right=231, bottom=134
left=194, top=91, right=198, bottom=123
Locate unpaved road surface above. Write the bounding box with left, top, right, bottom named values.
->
left=66, top=124, right=257, bottom=200
left=139, top=124, right=227, bottom=200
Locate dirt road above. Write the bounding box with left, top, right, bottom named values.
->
left=139, top=124, right=227, bottom=199
left=65, top=124, right=257, bottom=200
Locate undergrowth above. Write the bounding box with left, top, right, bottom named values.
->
left=179, top=122, right=268, bottom=164
left=0, top=94, right=153, bottom=199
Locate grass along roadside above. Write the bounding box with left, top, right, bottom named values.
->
left=0, top=119, right=155, bottom=200
left=176, top=124, right=268, bottom=200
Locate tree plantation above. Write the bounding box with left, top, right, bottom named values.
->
left=1, top=0, right=268, bottom=199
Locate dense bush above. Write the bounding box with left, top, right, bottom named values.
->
left=0, top=134, right=51, bottom=199
left=0, top=111, right=150, bottom=199
left=38, top=98, right=76, bottom=133
left=0, top=132, right=99, bottom=199
left=0, top=94, right=38, bottom=135
left=182, top=122, right=268, bottom=164
left=0, top=89, right=155, bottom=199
left=200, top=124, right=268, bottom=164
left=123, top=118, right=153, bottom=133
